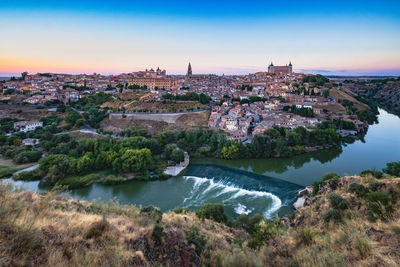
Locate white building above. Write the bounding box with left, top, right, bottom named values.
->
left=13, top=121, right=43, bottom=132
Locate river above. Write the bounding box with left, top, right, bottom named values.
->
left=7, top=108, right=400, bottom=219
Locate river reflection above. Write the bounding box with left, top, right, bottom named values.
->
left=5, top=108, right=400, bottom=218
left=192, top=108, right=400, bottom=186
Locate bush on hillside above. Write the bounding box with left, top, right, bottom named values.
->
left=184, top=227, right=207, bottom=255
left=312, top=180, right=326, bottom=196
left=140, top=206, right=163, bottom=223
left=360, top=170, right=383, bottom=179
left=152, top=224, right=165, bottom=244
left=383, top=161, right=400, bottom=176
left=366, top=192, right=393, bottom=222
left=328, top=193, right=349, bottom=210
left=248, top=220, right=279, bottom=249
left=235, top=213, right=263, bottom=233
left=196, top=203, right=228, bottom=224
left=348, top=183, right=369, bottom=197
left=323, top=209, right=342, bottom=223
left=322, top=172, right=340, bottom=181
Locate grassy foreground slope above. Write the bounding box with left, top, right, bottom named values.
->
left=1, top=175, right=400, bottom=266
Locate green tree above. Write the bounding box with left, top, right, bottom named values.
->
left=323, top=89, right=330, bottom=98
left=221, top=144, right=239, bottom=159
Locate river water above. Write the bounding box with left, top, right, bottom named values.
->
left=7, top=109, right=400, bottom=219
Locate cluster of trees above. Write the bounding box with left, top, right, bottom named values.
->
left=0, top=118, right=18, bottom=134
left=157, top=123, right=342, bottom=160
left=162, top=93, right=210, bottom=104
left=127, top=84, right=147, bottom=90
left=65, top=108, right=107, bottom=129
left=62, top=84, right=91, bottom=91
left=0, top=145, right=42, bottom=164
left=302, top=74, right=330, bottom=86
left=231, top=96, right=268, bottom=105
left=163, top=144, right=185, bottom=163
left=70, top=92, right=112, bottom=111
left=283, top=105, right=314, bottom=117
left=238, top=85, right=253, bottom=91
left=338, top=98, right=378, bottom=124
left=38, top=137, right=159, bottom=185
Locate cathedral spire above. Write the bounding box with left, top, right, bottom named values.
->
left=187, top=62, right=192, bottom=77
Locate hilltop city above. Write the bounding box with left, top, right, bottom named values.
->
left=1, top=61, right=374, bottom=144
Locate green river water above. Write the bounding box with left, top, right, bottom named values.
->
left=8, top=109, right=400, bottom=219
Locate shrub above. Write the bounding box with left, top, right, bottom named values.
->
left=0, top=166, right=16, bottom=178
left=361, top=170, right=384, bottom=179
left=196, top=203, right=228, bottom=223
left=101, top=175, right=125, bottom=185
left=140, top=206, right=163, bottom=223
left=391, top=225, right=400, bottom=234
left=57, top=174, right=100, bottom=189
left=368, top=180, right=382, bottom=191
left=152, top=224, right=165, bottom=244
left=295, top=227, right=314, bottom=246
left=360, top=170, right=374, bottom=177
left=173, top=208, right=190, bottom=214
left=14, top=169, right=42, bottom=181
left=366, top=192, right=392, bottom=206
left=348, top=183, right=369, bottom=197
left=366, top=192, right=393, bottom=221
left=328, top=193, right=349, bottom=210
left=13, top=151, right=42, bottom=164
left=383, top=161, right=400, bottom=176
left=235, top=213, right=263, bottom=234
left=323, top=209, right=342, bottom=223
left=85, top=218, right=108, bottom=239
left=312, top=180, right=326, bottom=196
left=353, top=236, right=371, bottom=259
left=322, top=172, right=340, bottom=181
left=248, top=220, right=279, bottom=249
left=185, top=227, right=207, bottom=255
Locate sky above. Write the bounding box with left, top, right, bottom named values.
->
left=1, top=0, right=400, bottom=76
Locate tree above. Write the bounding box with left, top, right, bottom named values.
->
left=196, top=203, right=228, bottom=223
left=199, top=93, right=210, bottom=104
left=39, top=154, right=72, bottom=184
left=171, top=149, right=184, bottom=163
left=119, top=148, right=152, bottom=172
left=221, top=144, right=239, bottom=159
left=65, top=110, right=82, bottom=125
left=383, top=162, right=400, bottom=176
left=323, top=89, right=330, bottom=98
left=21, top=72, right=28, bottom=80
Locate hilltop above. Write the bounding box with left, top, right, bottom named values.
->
left=1, top=171, right=400, bottom=266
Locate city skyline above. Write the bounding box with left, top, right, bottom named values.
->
left=1, top=0, right=400, bottom=76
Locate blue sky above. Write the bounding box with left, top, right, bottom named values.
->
left=1, top=0, right=400, bottom=75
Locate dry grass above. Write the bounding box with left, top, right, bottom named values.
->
left=0, top=175, right=399, bottom=266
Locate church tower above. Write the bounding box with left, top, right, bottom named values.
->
left=288, top=61, right=293, bottom=73
left=186, top=62, right=192, bottom=78
left=268, top=62, right=275, bottom=74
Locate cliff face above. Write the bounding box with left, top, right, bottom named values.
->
left=1, top=175, right=400, bottom=266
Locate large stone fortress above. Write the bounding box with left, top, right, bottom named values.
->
left=268, top=62, right=293, bottom=74
left=128, top=67, right=172, bottom=90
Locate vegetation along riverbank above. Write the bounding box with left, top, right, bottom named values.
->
left=1, top=161, right=400, bottom=266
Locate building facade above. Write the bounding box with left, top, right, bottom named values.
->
left=268, top=62, right=293, bottom=74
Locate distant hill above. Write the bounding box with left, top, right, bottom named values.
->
left=0, top=77, right=11, bottom=81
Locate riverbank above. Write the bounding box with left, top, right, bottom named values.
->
left=164, top=152, right=190, bottom=176
left=1, top=174, right=399, bottom=266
